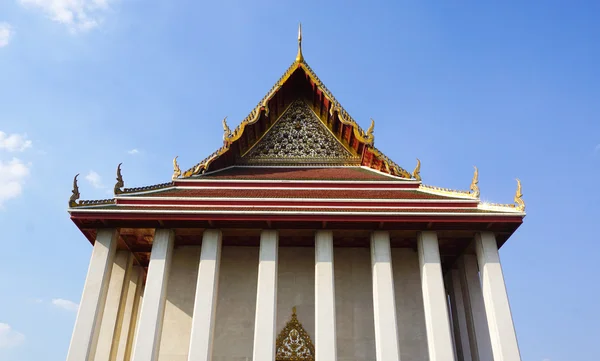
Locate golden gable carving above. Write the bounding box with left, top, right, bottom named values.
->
left=275, top=307, right=315, bottom=361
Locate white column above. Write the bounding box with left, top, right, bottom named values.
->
left=188, top=229, right=223, bottom=361
left=315, top=230, right=337, bottom=361
left=66, top=229, right=118, bottom=361
left=131, top=229, right=175, bottom=361
left=114, top=266, right=143, bottom=361
left=458, top=255, right=493, bottom=361
left=417, top=231, right=456, bottom=361
left=370, top=231, right=401, bottom=361
left=252, top=230, right=279, bottom=361
left=475, top=232, right=522, bottom=361
left=446, top=269, right=473, bottom=361
left=94, top=251, right=133, bottom=361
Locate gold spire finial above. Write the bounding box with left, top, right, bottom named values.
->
left=470, top=166, right=480, bottom=198
left=292, top=306, right=297, bottom=315
left=172, top=156, right=181, bottom=180
left=295, top=23, right=304, bottom=62
left=514, top=178, right=525, bottom=211
left=114, top=163, right=124, bottom=195
left=412, top=158, right=422, bottom=181
left=69, top=174, right=80, bottom=207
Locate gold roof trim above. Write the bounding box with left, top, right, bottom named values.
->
left=180, top=27, right=405, bottom=177
left=419, top=183, right=475, bottom=198
left=373, top=147, right=412, bottom=178
left=479, top=179, right=525, bottom=213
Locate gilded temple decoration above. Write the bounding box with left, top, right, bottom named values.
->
left=114, top=163, right=124, bottom=195
left=222, top=117, right=232, bottom=142
left=412, top=158, right=421, bottom=181
left=275, top=307, right=315, bottom=361
left=181, top=28, right=378, bottom=177
left=172, top=156, right=181, bottom=180
left=470, top=166, right=480, bottom=198
left=372, top=148, right=412, bottom=178
left=514, top=178, right=525, bottom=211
left=244, top=100, right=355, bottom=163
left=296, top=23, right=304, bottom=62
left=419, top=183, right=474, bottom=198
left=69, top=174, right=80, bottom=207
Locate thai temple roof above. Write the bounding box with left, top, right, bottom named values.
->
left=68, top=25, right=525, bottom=237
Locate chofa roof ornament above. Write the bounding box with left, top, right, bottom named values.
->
left=69, top=174, right=80, bottom=207
left=114, top=163, right=124, bottom=195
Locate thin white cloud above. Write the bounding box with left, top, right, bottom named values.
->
left=594, top=144, right=600, bottom=155
left=52, top=298, right=79, bottom=312
left=128, top=148, right=139, bottom=155
left=0, top=23, right=13, bottom=48
left=85, top=170, right=104, bottom=189
left=0, top=158, right=31, bottom=208
left=18, top=0, right=116, bottom=33
left=0, top=323, right=25, bottom=349
left=0, top=132, right=32, bottom=152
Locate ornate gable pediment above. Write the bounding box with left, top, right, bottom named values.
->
left=243, top=100, right=358, bottom=165
left=275, top=307, right=315, bottom=361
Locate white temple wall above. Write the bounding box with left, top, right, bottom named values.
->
left=334, top=247, right=376, bottom=361
left=276, top=247, right=316, bottom=338
left=392, top=248, right=429, bottom=361
left=212, top=246, right=260, bottom=361
left=158, top=246, right=201, bottom=361
left=141, top=244, right=427, bottom=361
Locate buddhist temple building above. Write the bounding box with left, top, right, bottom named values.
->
left=66, top=25, right=525, bottom=361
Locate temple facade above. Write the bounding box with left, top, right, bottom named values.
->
left=66, top=26, right=525, bottom=361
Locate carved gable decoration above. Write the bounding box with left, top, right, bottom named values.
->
left=275, top=307, right=315, bottom=361
left=243, top=100, right=357, bottom=164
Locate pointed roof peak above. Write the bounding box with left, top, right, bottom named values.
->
left=295, top=23, right=304, bottom=63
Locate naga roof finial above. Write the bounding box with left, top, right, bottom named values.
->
left=222, top=116, right=232, bottom=142
left=295, top=23, right=304, bottom=62
left=366, top=118, right=375, bottom=145
left=69, top=174, right=80, bottom=207
left=412, top=158, right=421, bottom=181
left=470, top=166, right=480, bottom=198
left=114, top=163, right=124, bottom=195
left=514, top=178, right=525, bottom=211
left=172, top=156, right=181, bottom=180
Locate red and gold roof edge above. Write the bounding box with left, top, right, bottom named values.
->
left=69, top=166, right=525, bottom=217
left=68, top=27, right=525, bottom=216
left=177, top=57, right=412, bottom=179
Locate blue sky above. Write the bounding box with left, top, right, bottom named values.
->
left=1, top=1, right=599, bottom=360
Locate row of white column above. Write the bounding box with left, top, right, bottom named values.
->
left=66, top=229, right=520, bottom=361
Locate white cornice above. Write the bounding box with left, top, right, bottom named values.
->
left=116, top=196, right=475, bottom=203
left=69, top=208, right=524, bottom=217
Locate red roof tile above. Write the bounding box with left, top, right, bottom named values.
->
left=129, top=188, right=453, bottom=200
left=74, top=205, right=495, bottom=214
left=198, top=167, right=406, bottom=181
